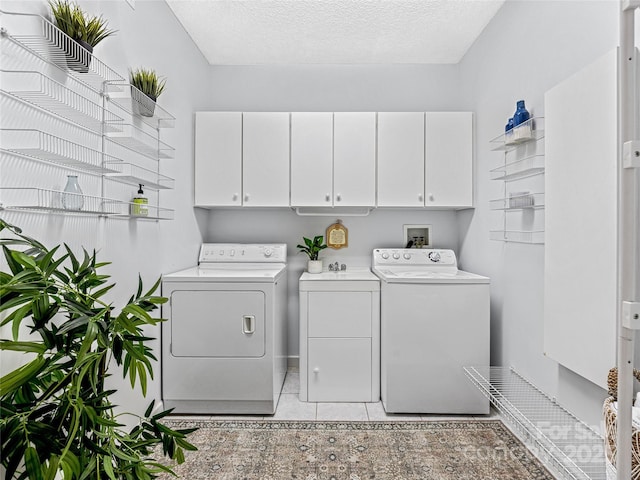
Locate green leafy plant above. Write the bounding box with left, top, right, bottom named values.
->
left=129, top=68, right=167, bottom=101
left=0, top=219, right=196, bottom=480
left=296, top=235, right=327, bottom=261
left=49, top=0, right=116, bottom=47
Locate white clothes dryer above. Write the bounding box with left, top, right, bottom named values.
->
left=372, top=248, right=490, bottom=415
left=162, top=244, right=287, bottom=414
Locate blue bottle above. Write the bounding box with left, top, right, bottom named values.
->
left=505, top=117, right=514, bottom=132
left=513, top=100, right=530, bottom=127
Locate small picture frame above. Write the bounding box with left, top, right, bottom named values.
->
left=403, top=224, right=431, bottom=248
left=326, top=220, right=348, bottom=249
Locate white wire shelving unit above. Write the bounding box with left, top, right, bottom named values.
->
left=0, top=9, right=176, bottom=221
left=489, top=117, right=546, bottom=244
left=465, top=367, right=606, bottom=480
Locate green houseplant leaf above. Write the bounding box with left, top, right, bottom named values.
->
left=0, top=218, right=197, bottom=479
left=129, top=67, right=167, bottom=100
left=49, top=0, right=116, bottom=47
left=296, top=235, right=327, bottom=261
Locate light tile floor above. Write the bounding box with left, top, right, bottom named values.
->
left=170, top=369, right=498, bottom=422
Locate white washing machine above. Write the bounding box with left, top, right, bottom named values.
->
left=372, top=248, right=490, bottom=414
left=161, top=243, right=287, bottom=414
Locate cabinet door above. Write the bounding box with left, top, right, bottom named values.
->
left=291, top=112, right=333, bottom=207
left=243, top=112, right=290, bottom=207
left=194, top=112, right=242, bottom=206
left=425, top=112, right=473, bottom=207
left=333, top=112, right=376, bottom=206
left=308, top=291, right=372, bottom=338
left=377, top=112, right=425, bottom=206
left=308, top=338, right=372, bottom=402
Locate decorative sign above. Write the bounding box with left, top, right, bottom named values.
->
left=326, top=219, right=348, bottom=249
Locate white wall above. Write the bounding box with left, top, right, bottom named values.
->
left=1, top=0, right=629, bottom=431
left=0, top=0, right=211, bottom=418
left=457, top=0, right=620, bottom=426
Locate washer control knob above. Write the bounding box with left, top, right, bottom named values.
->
left=428, top=251, right=441, bottom=263
left=264, top=248, right=273, bottom=257
left=392, top=253, right=400, bottom=260
left=403, top=253, right=411, bottom=260
left=381, top=252, right=389, bottom=259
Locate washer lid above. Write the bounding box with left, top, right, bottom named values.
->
left=163, top=263, right=286, bottom=283
left=372, top=266, right=489, bottom=284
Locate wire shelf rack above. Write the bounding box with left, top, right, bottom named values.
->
left=106, top=200, right=175, bottom=220
left=0, top=129, right=121, bottom=174
left=0, top=187, right=174, bottom=220
left=0, top=187, right=119, bottom=215
left=490, top=117, right=545, bottom=151
left=489, top=230, right=545, bottom=244
left=0, top=10, right=124, bottom=92
left=105, top=163, right=174, bottom=190
left=465, top=366, right=606, bottom=480
left=490, top=192, right=545, bottom=211
left=0, top=70, right=123, bottom=133
left=106, top=124, right=174, bottom=160
left=108, top=86, right=175, bottom=129
left=491, top=154, right=546, bottom=181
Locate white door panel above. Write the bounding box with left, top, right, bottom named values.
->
left=291, top=112, right=334, bottom=206
left=333, top=112, right=376, bottom=206
left=243, top=112, right=290, bottom=206
left=171, top=290, right=265, bottom=358
left=377, top=112, right=425, bottom=206
left=194, top=112, right=242, bottom=206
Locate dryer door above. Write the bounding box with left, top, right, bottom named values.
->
left=170, top=290, right=265, bottom=357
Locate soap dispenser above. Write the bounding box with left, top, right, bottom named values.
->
left=131, top=184, right=148, bottom=216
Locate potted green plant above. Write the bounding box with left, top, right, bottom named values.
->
left=129, top=67, right=167, bottom=117
left=297, top=235, right=327, bottom=274
left=49, top=0, right=116, bottom=73
left=0, top=219, right=196, bottom=479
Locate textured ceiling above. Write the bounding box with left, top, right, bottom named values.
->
left=165, top=0, right=505, bottom=65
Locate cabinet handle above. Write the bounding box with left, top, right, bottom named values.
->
left=244, top=193, right=250, bottom=202
left=325, top=194, right=331, bottom=202
left=428, top=193, right=434, bottom=201
left=418, top=193, right=424, bottom=202
left=233, top=193, right=238, bottom=201
left=336, top=194, right=342, bottom=202
left=313, top=367, right=320, bottom=374
left=242, top=315, right=255, bottom=334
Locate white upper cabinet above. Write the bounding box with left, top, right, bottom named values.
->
left=377, top=112, right=425, bottom=207
left=333, top=112, right=376, bottom=207
left=425, top=112, right=473, bottom=208
left=242, top=112, right=290, bottom=207
left=195, top=111, right=242, bottom=206
left=195, top=110, right=473, bottom=210
left=195, top=112, right=290, bottom=207
left=290, top=112, right=334, bottom=207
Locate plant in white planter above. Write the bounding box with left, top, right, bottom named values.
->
left=297, top=235, right=327, bottom=274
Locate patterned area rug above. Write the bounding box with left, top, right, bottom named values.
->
left=156, top=419, right=555, bottom=480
